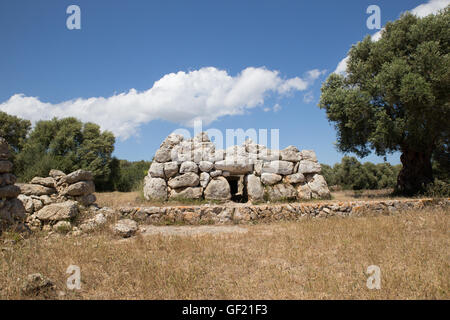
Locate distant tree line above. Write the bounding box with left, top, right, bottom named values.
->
left=0, top=111, right=149, bottom=192
left=321, top=156, right=402, bottom=190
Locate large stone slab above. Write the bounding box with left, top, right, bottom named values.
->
left=30, top=177, right=56, bottom=188
left=18, top=183, right=56, bottom=196
left=143, top=177, right=167, bottom=201
left=170, top=187, right=203, bottom=199
left=267, top=183, right=297, bottom=201
left=35, top=201, right=78, bottom=221
left=246, top=174, right=264, bottom=201
left=59, top=170, right=93, bottom=185
left=261, top=161, right=294, bottom=175
left=61, top=180, right=95, bottom=196
left=214, top=159, right=253, bottom=175
left=168, top=172, right=199, bottom=189
left=298, top=160, right=321, bottom=174
left=204, top=177, right=231, bottom=200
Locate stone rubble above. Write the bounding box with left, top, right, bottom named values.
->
left=144, top=132, right=331, bottom=202
left=0, top=137, right=26, bottom=232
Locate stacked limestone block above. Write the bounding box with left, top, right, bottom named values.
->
left=0, top=137, right=26, bottom=231
left=144, top=132, right=330, bottom=202
left=18, top=169, right=96, bottom=231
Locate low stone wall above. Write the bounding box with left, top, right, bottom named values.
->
left=117, top=198, right=450, bottom=225
left=18, top=169, right=97, bottom=231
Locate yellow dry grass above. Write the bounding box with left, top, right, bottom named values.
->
left=1, top=207, right=448, bottom=299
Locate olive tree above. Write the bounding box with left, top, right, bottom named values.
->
left=319, top=8, right=449, bottom=195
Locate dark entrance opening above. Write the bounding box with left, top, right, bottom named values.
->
left=226, top=176, right=248, bottom=203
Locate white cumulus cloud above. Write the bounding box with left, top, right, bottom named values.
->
left=0, top=66, right=324, bottom=140
left=334, top=0, right=449, bottom=75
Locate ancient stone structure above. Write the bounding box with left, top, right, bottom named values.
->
left=0, top=137, right=26, bottom=231
left=17, top=169, right=97, bottom=231
left=144, top=132, right=331, bottom=202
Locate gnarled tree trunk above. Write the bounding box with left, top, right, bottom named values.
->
left=397, top=148, right=433, bottom=196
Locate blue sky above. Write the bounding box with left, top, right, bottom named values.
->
left=0, top=0, right=446, bottom=165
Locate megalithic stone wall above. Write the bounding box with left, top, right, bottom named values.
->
left=0, top=137, right=26, bottom=231
left=144, top=132, right=331, bottom=202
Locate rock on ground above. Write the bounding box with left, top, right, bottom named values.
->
left=35, top=201, right=78, bottom=222
left=112, top=219, right=138, bottom=238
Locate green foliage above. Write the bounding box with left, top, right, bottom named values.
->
left=319, top=7, right=450, bottom=194
left=14, top=117, right=115, bottom=189
left=0, top=111, right=31, bottom=154
left=321, top=156, right=401, bottom=190
left=424, top=179, right=450, bottom=197
left=112, top=159, right=151, bottom=192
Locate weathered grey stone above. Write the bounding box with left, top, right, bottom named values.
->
left=0, top=160, right=13, bottom=173
left=30, top=177, right=55, bottom=188
left=143, top=177, right=167, bottom=201
left=39, top=195, right=54, bottom=205
left=35, top=201, right=78, bottom=221
left=261, top=173, right=282, bottom=186
left=180, top=161, right=198, bottom=173
left=170, top=187, right=203, bottom=199
left=18, top=194, right=34, bottom=213
left=298, top=160, right=321, bottom=174
left=0, top=173, right=16, bottom=187
left=49, top=169, right=65, bottom=178
left=253, top=160, right=263, bottom=176
left=280, top=146, right=302, bottom=162
left=214, top=159, right=253, bottom=175
left=32, top=198, right=44, bottom=212
left=112, top=219, right=138, bottom=238
left=199, top=161, right=214, bottom=172
left=18, top=183, right=56, bottom=196
left=59, top=170, right=93, bottom=185
left=267, top=183, right=297, bottom=201
left=62, top=180, right=95, bottom=196
left=284, top=173, right=305, bottom=184
left=168, top=172, right=199, bottom=189
left=301, top=150, right=317, bottom=162
left=209, top=170, right=222, bottom=178
left=149, top=162, right=165, bottom=178
left=163, top=162, right=179, bottom=178
left=0, top=184, right=20, bottom=198
left=262, top=161, right=294, bottom=175
left=204, top=177, right=231, bottom=200
left=246, top=174, right=264, bottom=201
left=160, top=133, right=184, bottom=148
left=307, top=174, right=330, bottom=199
left=200, top=172, right=210, bottom=188
left=154, top=145, right=173, bottom=163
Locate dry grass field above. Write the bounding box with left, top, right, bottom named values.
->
left=0, top=206, right=448, bottom=299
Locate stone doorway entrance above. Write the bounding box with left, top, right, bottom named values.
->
left=226, top=175, right=248, bottom=203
